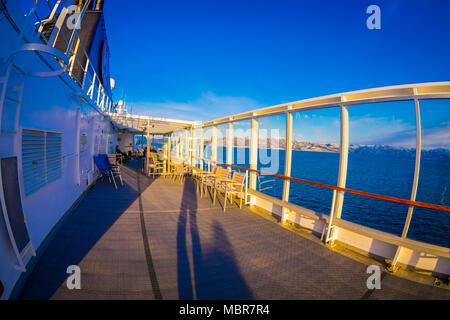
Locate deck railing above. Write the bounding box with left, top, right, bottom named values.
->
left=11, top=0, right=114, bottom=113
left=165, top=82, right=450, bottom=270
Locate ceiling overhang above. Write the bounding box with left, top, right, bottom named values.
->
left=109, top=114, right=196, bottom=135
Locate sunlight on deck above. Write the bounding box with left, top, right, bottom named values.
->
left=18, top=159, right=450, bottom=300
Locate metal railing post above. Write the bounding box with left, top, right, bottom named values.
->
left=325, top=104, right=349, bottom=243
left=200, top=127, right=204, bottom=170
left=282, top=111, right=293, bottom=223
left=191, top=127, right=195, bottom=167
left=250, top=118, right=259, bottom=193
left=227, top=122, right=233, bottom=171
left=390, top=97, right=422, bottom=271
left=211, top=125, right=217, bottom=163
left=185, top=129, right=189, bottom=162
left=146, top=121, right=150, bottom=176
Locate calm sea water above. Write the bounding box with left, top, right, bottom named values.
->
left=210, top=146, right=450, bottom=248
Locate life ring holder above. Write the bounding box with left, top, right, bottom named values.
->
left=7, top=43, right=69, bottom=78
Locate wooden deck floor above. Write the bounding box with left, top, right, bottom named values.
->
left=18, top=159, right=450, bottom=300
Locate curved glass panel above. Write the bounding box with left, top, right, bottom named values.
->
left=257, top=114, right=286, bottom=200
left=408, top=99, right=450, bottom=247
left=342, top=101, right=415, bottom=236
left=216, top=124, right=227, bottom=166
left=290, top=108, right=340, bottom=214
left=232, top=120, right=251, bottom=169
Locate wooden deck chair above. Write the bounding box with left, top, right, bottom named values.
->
left=214, top=171, right=247, bottom=211
left=212, top=167, right=230, bottom=205
left=148, top=155, right=164, bottom=178
left=199, top=165, right=218, bottom=197
left=171, top=163, right=185, bottom=183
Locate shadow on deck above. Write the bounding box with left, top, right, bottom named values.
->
left=17, top=159, right=450, bottom=300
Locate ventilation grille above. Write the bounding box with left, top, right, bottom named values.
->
left=22, top=129, right=62, bottom=197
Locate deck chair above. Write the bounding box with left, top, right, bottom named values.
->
left=102, top=154, right=124, bottom=187
left=147, top=154, right=164, bottom=178
left=192, top=166, right=208, bottom=193
left=211, top=167, right=230, bottom=205
left=171, top=163, right=185, bottom=183
left=198, top=165, right=218, bottom=197
left=214, top=171, right=247, bottom=211
left=94, top=155, right=118, bottom=189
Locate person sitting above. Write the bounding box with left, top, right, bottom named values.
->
left=115, top=145, right=128, bottom=163
left=150, top=146, right=157, bottom=153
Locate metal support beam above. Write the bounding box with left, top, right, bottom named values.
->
left=390, top=97, right=422, bottom=270
left=184, top=130, right=189, bottom=162
left=200, top=127, right=204, bottom=170
left=167, top=136, right=171, bottom=165
left=191, top=127, right=195, bottom=166
left=227, top=122, right=233, bottom=170
left=325, top=105, right=349, bottom=243
left=146, top=121, right=150, bottom=176
left=250, top=118, right=259, bottom=191
left=282, top=112, right=293, bottom=223
left=211, top=125, right=217, bottom=163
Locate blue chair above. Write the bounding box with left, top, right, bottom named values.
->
left=93, top=155, right=119, bottom=189
left=101, top=154, right=124, bottom=187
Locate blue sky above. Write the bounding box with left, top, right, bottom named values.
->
left=17, top=0, right=449, bottom=147
left=102, top=0, right=449, bottom=148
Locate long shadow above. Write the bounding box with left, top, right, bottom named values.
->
left=176, top=178, right=197, bottom=299
left=18, top=158, right=157, bottom=299
left=177, top=178, right=253, bottom=299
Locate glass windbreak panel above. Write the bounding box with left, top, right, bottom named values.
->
left=408, top=99, right=450, bottom=248
left=216, top=124, right=227, bottom=166
left=171, top=131, right=182, bottom=161
left=257, top=114, right=286, bottom=200
left=194, top=128, right=201, bottom=168
left=342, top=101, right=415, bottom=236
left=152, top=135, right=164, bottom=150
left=133, top=135, right=147, bottom=153
left=232, top=120, right=251, bottom=169
left=290, top=108, right=340, bottom=214
left=203, top=127, right=212, bottom=170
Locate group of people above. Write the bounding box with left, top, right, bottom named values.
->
left=142, top=145, right=158, bottom=158
left=115, top=145, right=159, bottom=163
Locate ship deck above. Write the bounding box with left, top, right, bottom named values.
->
left=18, top=159, right=450, bottom=300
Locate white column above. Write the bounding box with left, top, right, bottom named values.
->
left=227, top=122, right=233, bottom=170
left=211, top=125, right=217, bottom=163
left=391, top=98, right=422, bottom=270
left=200, top=127, right=204, bottom=170
left=146, top=121, right=150, bottom=175
left=250, top=118, right=259, bottom=191
left=282, top=112, right=293, bottom=223
left=191, top=127, right=196, bottom=166
left=184, top=129, right=189, bottom=162
left=325, top=105, right=349, bottom=243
